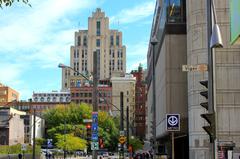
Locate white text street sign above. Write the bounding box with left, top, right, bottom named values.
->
left=83, top=119, right=92, bottom=123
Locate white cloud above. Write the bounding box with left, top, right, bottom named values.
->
left=0, top=0, right=99, bottom=99
left=110, top=0, right=155, bottom=24
left=126, top=41, right=149, bottom=72
left=0, top=0, right=96, bottom=68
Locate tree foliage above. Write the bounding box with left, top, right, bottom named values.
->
left=43, top=103, right=92, bottom=128
left=55, top=133, right=87, bottom=151
left=43, top=103, right=119, bottom=151
left=129, top=137, right=143, bottom=152
left=0, top=144, right=40, bottom=154
left=0, top=0, right=31, bottom=7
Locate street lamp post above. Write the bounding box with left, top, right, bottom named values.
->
left=32, top=108, right=36, bottom=159
left=206, top=0, right=223, bottom=158
left=58, top=61, right=132, bottom=157
left=58, top=51, right=99, bottom=159
left=63, top=109, right=66, bottom=159
left=150, top=35, right=158, bottom=159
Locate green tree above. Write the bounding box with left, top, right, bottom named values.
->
left=43, top=103, right=92, bottom=128
left=43, top=103, right=120, bottom=150
left=129, top=137, right=143, bottom=152
left=0, top=0, right=31, bottom=7
left=47, top=124, right=86, bottom=143
left=35, top=138, right=45, bottom=146
left=55, top=133, right=87, bottom=151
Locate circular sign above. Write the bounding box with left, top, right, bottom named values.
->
left=166, top=114, right=180, bottom=131
left=168, top=116, right=178, bottom=126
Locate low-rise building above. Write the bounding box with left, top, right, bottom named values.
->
left=111, top=74, right=136, bottom=134
left=70, top=76, right=112, bottom=111
left=0, top=83, right=19, bottom=103
left=20, top=114, right=45, bottom=144
left=0, top=107, right=25, bottom=145
left=28, top=91, right=71, bottom=116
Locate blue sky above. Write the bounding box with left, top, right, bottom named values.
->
left=0, top=0, right=154, bottom=100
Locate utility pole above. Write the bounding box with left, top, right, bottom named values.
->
left=120, top=92, right=124, bottom=159
left=126, top=106, right=129, bottom=149
left=207, top=1, right=215, bottom=159
left=150, top=36, right=158, bottom=159
left=126, top=106, right=129, bottom=150
left=32, top=109, right=36, bottom=159
left=92, top=51, right=98, bottom=159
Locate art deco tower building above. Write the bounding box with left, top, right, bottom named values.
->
left=62, top=8, right=126, bottom=90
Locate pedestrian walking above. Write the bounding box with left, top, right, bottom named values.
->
left=18, top=153, right=22, bottom=159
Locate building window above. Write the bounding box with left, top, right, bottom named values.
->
left=74, top=50, right=76, bottom=58
left=96, top=21, right=101, bottom=36
left=76, top=49, right=79, bottom=58
left=77, top=36, right=81, bottom=46
left=83, top=36, right=87, bottom=46
left=167, top=0, right=185, bottom=23
left=82, top=50, right=84, bottom=58
left=77, top=62, right=79, bottom=70
left=34, top=97, right=38, bottom=102
left=110, top=35, right=114, bottom=46
left=117, top=51, right=120, bottom=58
left=96, top=39, right=100, bottom=47
left=112, top=50, right=114, bottom=58
left=116, top=35, right=119, bottom=46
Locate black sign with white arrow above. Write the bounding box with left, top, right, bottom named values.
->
left=166, top=114, right=180, bottom=131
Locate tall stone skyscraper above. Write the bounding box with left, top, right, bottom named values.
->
left=62, top=8, right=126, bottom=90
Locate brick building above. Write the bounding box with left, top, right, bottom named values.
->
left=131, top=64, right=146, bottom=139
left=0, top=83, right=19, bottom=103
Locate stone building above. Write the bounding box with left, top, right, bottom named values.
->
left=146, top=0, right=240, bottom=158
left=62, top=8, right=126, bottom=90
left=0, top=107, right=25, bottom=145
left=111, top=74, right=136, bottom=134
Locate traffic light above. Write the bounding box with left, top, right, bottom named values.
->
left=199, top=80, right=215, bottom=143
left=150, top=138, right=154, bottom=149
left=99, top=137, right=104, bottom=149
left=150, top=120, right=154, bottom=137
left=86, top=123, right=91, bottom=140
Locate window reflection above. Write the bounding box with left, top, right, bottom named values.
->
left=166, top=0, right=185, bottom=23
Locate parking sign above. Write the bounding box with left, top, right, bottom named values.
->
left=166, top=114, right=180, bottom=131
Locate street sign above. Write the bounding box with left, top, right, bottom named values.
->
left=47, top=139, right=53, bottom=148
left=119, top=136, right=126, bottom=144
left=119, top=131, right=125, bottom=136
left=182, top=64, right=208, bottom=72
left=92, top=112, right=98, bottom=143
left=92, top=133, right=98, bottom=141
left=83, top=119, right=92, bottom=123
left=166, top=114, right=180, bottom=131
left=21, top=144, right=27, bottom=151
left=91, top=142, right=99, bottom=150
left=92, top=123, right=98, bottom=132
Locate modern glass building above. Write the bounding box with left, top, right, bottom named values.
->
left=147, top=0, right=188, bottom=158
